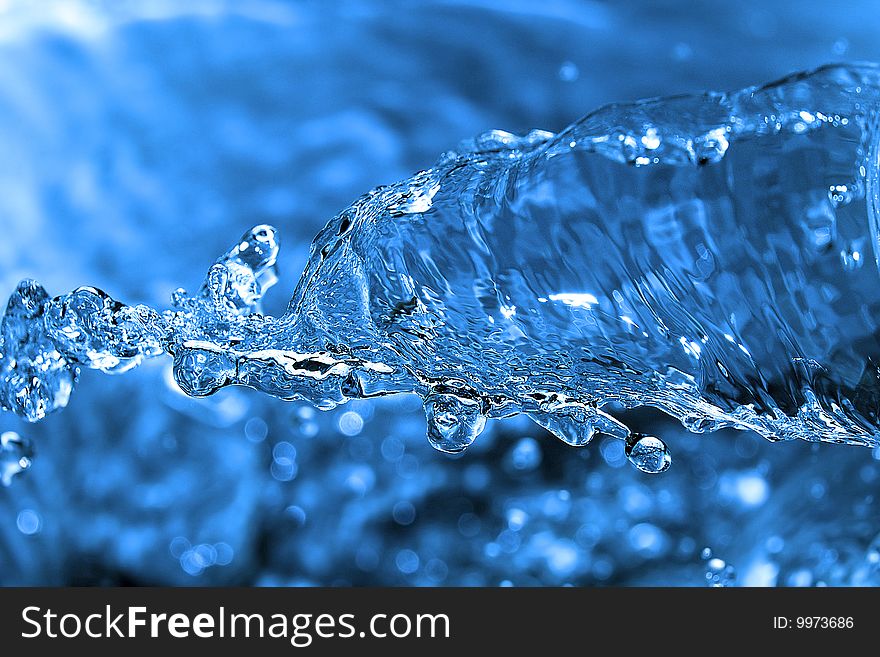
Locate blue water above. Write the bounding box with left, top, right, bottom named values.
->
left=2, top=0, right=880, bottom=586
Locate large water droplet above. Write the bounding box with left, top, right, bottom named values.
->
left=173, top=347, right=236, bottom=397
left=625, top=433, right=672, bottom=473
left=1, top=431, right=34, bottom=486
left=424, top=393, right=486, bottom=453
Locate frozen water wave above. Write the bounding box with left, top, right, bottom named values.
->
left=2, top=64, right=880, bottom=469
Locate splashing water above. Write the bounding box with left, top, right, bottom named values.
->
left=2, top=64, right=880, bottom=472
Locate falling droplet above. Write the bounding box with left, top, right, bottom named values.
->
left=424, top=393, right=486, bottom=453
left=625, top=433, right=672, bottom=473
left=0, top=431, right=34, bottom=486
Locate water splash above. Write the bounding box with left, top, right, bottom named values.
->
left=2, top=64, right=880, bottom=471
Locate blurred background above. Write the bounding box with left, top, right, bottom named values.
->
left=2, top=0, right=880, bottom=586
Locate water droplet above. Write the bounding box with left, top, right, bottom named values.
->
left=170, top=287, right=189, bottom=307
left=558, top=60, right=579, bottom=82
left=337, top=410, right=365, bottom=436
left=392, top=500, right=416, bottom=525
left=508, top=436, right=542, bottom=471
left=244, top=416, right=268, bottom=442
left=172, top=347, right=236, bottom=397
left=16, top=508, right=42, bottom=535
left=214, top=542, right=234, bottom=566
left=395, top=548, right=420, bottom=574
left=529, top=410, right=591, bottom=446
left=169, top=536, right=191, bottom=558
left=691, top=127, right=729, bottom=164
left=704, top=555, right=737, bottom=587
left=840, top=243, right=865, bottom=271
left=425, top=558, right=448, bottom=583
left=865, top=533, right=880, bottom=569
left=0, top=280, right=76, bottom=422
left=625, top=433, right=672, bottom=473
left=0, top=431, right=34, bottom=486
left=765, top=536, right=784, bottom=554
left=424, top=393, right=486, bottom=453
left=528, top=405, right=625, bottom=446
left=202, top=225, right=280, bottom=314
left=672, top=42, right=693, bottom=61
left=44, top=286, right=163, bottom=373
left=285, top=505, right=307, bottom=526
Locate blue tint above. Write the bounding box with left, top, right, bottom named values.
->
left=2, top=0, right=880, bottom=588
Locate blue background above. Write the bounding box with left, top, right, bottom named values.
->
left=1, top=0, right=880, bottom=586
